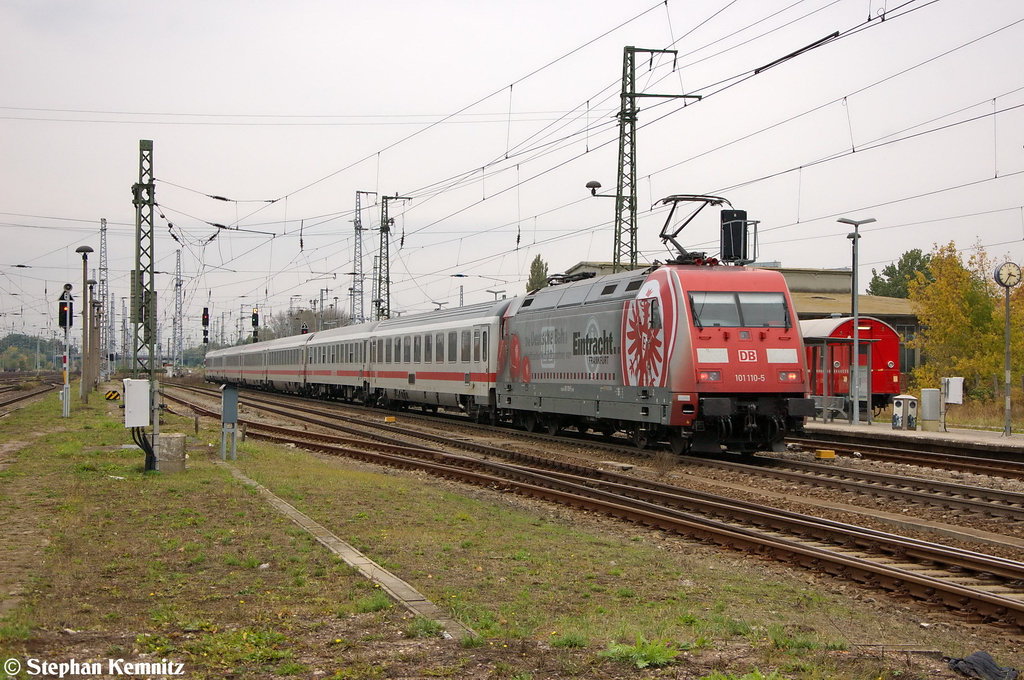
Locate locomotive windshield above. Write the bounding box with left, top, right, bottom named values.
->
left=688, top=291, right=791, bottom=329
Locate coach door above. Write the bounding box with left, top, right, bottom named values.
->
left=473, top=324, right=490, bottom=382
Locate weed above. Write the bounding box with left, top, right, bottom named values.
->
left=458, top=634, right=485, bottom=649
left=355, top=590, right=392, bottom=613
left=699, top=671, right=788, bottom=680
left=551, top=631, right=589, bottom=648
left=276, top=661, right=309, bottom=675
left=598, top=635, right=679, bottom=669
left=404, top=616, right=444, bottom=639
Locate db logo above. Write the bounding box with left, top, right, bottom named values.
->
left=738, top=349, right=758, bottom=362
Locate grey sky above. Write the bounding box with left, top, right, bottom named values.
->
left=2, top=0, right=1022, bottom=345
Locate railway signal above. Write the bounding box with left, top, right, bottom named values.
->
left=58, top=294, right=73, bottom=329
left=58, top=284, right=73, bottom=417
left=252, top=308, right=259, bottom=343
left=202, top=306, right=209, bottom=344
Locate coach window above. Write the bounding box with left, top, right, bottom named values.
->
left=482, top=330, right=488, bottom=358
left=414, top=335, right=422, bottom=363
left=403, top=336, right=411, bottom=363
left=424, top=334, right=432, bottom=362
left=461, top=330, right=471, bottom=363
left=448, top=331, right=458, bottom=362
left=436, top=333, right=445, bottom=363
left=385, top=338, right=392, bottom=363
left=473, top=329, right=481, bottom=362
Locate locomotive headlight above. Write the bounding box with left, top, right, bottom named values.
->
left=778, top=370, right=802, bottom=382
left=698, top=370, right=722, bottom=382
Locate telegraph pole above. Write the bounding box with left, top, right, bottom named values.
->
left=352, top=191, right=376, bottom=324
left=613, top=46, right=699, bottom=272
left=375, top=194, right=410, bottom=320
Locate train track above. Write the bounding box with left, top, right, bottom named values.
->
left=167, top=383, right=1024, bottom=527
left=0, top=382, right=58, bottom=413
left=789, top=436, right=1024, bottom=480
left=164, top=384, right=1024, bottom=630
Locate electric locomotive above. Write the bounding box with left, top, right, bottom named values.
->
left=497, top=263, right=814, bottom=454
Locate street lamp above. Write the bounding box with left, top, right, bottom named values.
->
left=838, top=217, right=876, bottom=426
left=75, top=245, right=93, bottom=402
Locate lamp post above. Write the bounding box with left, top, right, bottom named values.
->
left=838, top=217, right=876, bottom=426
left=75, top=245, right=93, bottom=402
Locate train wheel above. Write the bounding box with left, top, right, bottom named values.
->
left=669, top=431, right=690, bottom=456
left=632, top=428, right=649, bottom=450
left=522, top=412, right=539, bottom=433
left=546, top=417, right=561, bottom=436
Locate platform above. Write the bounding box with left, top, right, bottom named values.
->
left=802, top=418, right=1024, bottom=455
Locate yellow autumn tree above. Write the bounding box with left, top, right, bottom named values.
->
left=908, top=242, right=1003, bottom=395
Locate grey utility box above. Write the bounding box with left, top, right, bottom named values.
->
left=920, top=388, right=941, bottom=432
left=891, top=394, right=917, bottom=431
left=220, top=384, right=239, bottom=424
left=123, top=378, right=150, bottom=428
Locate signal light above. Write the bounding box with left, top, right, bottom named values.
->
left=58, top=300, right=73, bottom=329
left=778, top=370, right=802, bottom=383
left=203, top=328, right=209, bottom=344
left=202, top=307, right=210, bottom=327
left=698, top=370, right=722, bottom=382
left=252, top=308, right=259, bottom=328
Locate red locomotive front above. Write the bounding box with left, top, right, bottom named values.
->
left=620, top=264, right=813, bottom=453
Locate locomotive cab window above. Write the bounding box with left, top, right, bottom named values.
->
left=688, top=291, right=790, bottom=328
left=650, top=299, right=662, bottom=329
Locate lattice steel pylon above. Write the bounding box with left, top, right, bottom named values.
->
left=352, top=191, right=376, bottom=324
left=131, top=140, right=156, bottom=380
left=173, top=249, right=183, bottom=369
left=612, top=46, right=698, bottom=272
left=374, top=194, right=410, bottom=320
left=98, top=217, right=110, bottom=380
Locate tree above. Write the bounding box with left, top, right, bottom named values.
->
left=526, top=255, right=548, bottom=292
left=908, top=242, right=1002, bottom=392
left=867, top=249, right=931, bottom=298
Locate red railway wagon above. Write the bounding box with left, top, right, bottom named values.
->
left=799, top=316, right=901, bottom=411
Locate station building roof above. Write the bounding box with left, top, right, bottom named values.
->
left=561, top=261, right=918, bottom=327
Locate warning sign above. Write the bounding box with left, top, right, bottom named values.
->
left=105, top=390, right=121, bottom=401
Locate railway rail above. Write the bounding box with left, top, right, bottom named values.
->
left=167, top=383, right=1024, bottom=526
left=789, top=436, right=1024, bottom=481
left=0, top=382, right=58, bottom=413
left=164, top=384, right=1024, bottom=630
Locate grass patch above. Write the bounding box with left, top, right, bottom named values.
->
left=0, top=382, right=1002, bottom=678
